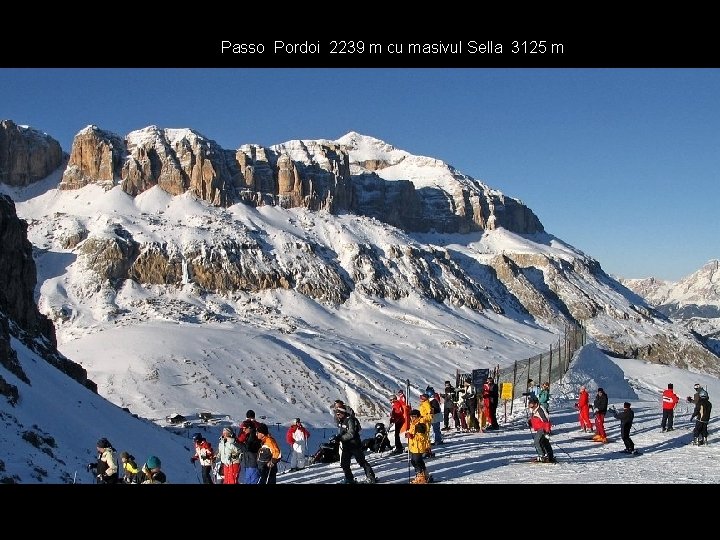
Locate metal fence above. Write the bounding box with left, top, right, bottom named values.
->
left=496, top=324, right=587, bottom=416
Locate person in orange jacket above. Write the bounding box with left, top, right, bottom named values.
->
left=257, top=422, right=282, bottom=484
left=286, top=418, right=310, bottom=471
left=661, top=383, right=680, bottom=432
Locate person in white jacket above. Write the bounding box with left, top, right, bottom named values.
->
left=286, top=418, right=310, bottom=471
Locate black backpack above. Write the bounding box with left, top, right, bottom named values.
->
left=430, top=398, right=441, bottom=415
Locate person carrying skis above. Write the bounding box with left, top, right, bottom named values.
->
left=661, top=383, right=680, bottom=432
left=527, top=396, right=555, bottom=463
left=286, top=418, right=310, bottom=471
left=190, top=432, right=215, bottom=484
left=405, top=408, right=432, bottom=484
left=610, top=402, right=637, bottom=454
left=575, top=385, right=593, bottom=433
left=334, top=405, right=376, bottom=484
left=592, top=388, right=609, bottom=443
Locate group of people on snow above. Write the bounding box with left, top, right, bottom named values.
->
left=89, top=378, right=712, bottom=484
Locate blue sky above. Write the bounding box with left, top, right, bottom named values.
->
left=1, top=68, right=718, bottom=280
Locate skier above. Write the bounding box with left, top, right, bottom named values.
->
left=574, top=385, right=594, bottom=432
left=660, top=383, right=680, bottom=431
left=190, top=433, right=215, bottom=484
left=335, top=405, right=376, bottom=484
left=389, top=396, right=406, bottom=454
left=286, top=418, right=310, bottom=471
left=87, top=437, right=118, bottom=484
left=690, top=390, right=712, bottom=445
left=405, top=408, right=432, bottom=484
left=538, top=382, right=551, bottom=412
left=256, top=422, right=282, bottom=484
left=527, top=395, right=555, bottom=463
left=592, top=388, right=609, bottom=443
left=442, top=380, right=460, bottom=431
left=238, top=419, right=262, bottom=484
left=216, top=426, right=241, bottom=484
left=484, top=376, right=500, bottom=430
left=610, top=402, right=638, bottom=454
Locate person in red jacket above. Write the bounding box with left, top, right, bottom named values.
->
left=389, top=396, right=406, bottom=455
left=575, top=385, right=593, bottom=433
left=527, top=396, right=555, bottom=463
left=661, top=383, right=680, bottom=431
left=190, top=433, right=215, bottom=484
left=286, top=418, right=310, bottom=471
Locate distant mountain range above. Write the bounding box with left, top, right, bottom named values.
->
left=619, top=259, right=720, bottom=354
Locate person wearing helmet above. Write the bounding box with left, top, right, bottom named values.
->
left=527, top=396, right=555, bottom=463
left=190, top=432, right=215, bottom=484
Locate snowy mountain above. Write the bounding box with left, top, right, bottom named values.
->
left=1, top=121, right=719, bottom=484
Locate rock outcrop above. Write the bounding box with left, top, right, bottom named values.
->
left=0, top=120, right=64, bottom=187
left=0, top=194, right=93, bottom=397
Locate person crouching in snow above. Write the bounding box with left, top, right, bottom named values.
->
left=286, top=418, right=310, bottom=472
left=405, top=409, right=432, bottom=483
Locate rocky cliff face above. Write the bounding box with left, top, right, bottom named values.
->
left=0, top=120, right=64, bottom=187
left=56, top=126, right=542, bottom=236
left=3, top=122, right=718, bottom=376
left=0, top=194, right=93, bottom=403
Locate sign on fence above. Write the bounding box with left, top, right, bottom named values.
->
left=501, top=382, right=513, bottom=400
left=472, top=368, right=489, bottom=388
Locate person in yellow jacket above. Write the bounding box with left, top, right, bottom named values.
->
left=405, top=409, right=432, bottom=484
left=418, top=394, right=435, bottom=458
